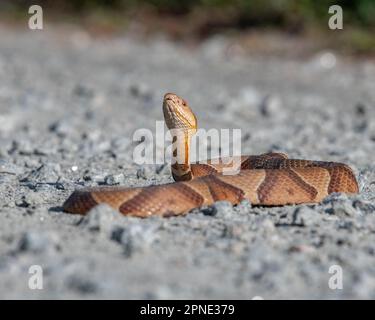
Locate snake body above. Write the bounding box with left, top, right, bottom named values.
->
left=63, top=93, right=359, bottom=217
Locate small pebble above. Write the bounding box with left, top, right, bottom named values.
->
left=73, top=84, right=94, bottom=98
left=0, top=160, right=22, bottom=175
left=293, top=206, right=322, bottom=227
left=111, top=222, right=160, bottom=257
left=80, top=204, right=122, bottom=234
left=137, top=167, right=154, bottom=180
left=259, top=94, right=283, bottom=117
left=105, top=173, right=125, bottom=185
left=129, top=83, right=153, bottom=100
left=49, top=119, right=76, bottom=138
left=211, top=201, right=234, bottom=219
left=20, top=163, right=61, bottom=184
left=331, top=201, right=359, bottom=218
left=17, top=231, right=60, bottom=254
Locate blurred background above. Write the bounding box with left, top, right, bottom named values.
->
left=1, top=0, right=375, bottom=56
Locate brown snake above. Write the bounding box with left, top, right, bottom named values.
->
left=63, top=93, right=359, bottom=217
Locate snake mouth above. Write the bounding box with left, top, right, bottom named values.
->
left=164, top=93, right=175, bottom=101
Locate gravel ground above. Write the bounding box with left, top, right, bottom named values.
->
left=0, top=26, right=375, bottom=299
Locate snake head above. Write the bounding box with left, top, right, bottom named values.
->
left=163, top=93, right=197, bottom=133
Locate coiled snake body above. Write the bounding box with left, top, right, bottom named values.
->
left=63, top=93, right=359, bottom=217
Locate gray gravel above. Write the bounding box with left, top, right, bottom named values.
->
left=0, top=26, right=375, bottom=299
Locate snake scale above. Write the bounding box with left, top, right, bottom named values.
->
left=63, top=93, right=359, bottom=217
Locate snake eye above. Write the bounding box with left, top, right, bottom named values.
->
left=182, top=100, right=187, bottom=106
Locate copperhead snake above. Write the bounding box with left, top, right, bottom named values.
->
left=63, top=93, right=359, bottom=217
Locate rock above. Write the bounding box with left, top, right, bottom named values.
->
left=111, top=137, right=130, bottom=152
left=88, top=173, right=107, bottom=184
left=331, top=201, right=359, bottom=218
left=66, top=274, right=98, bottom=294
left=49, top=119, right=76, bottom=138
left=235, top=87, right=262, bottom=109
left=211, top=201, right=234, bottom=219
left=355, top=103, right=366, bottom=116
left=137, top=166, right=154, bottom=180
left=293, top=206, right=322, bottom=227
left=234, top=199, right=252, bottom=214
left=322, top=193, right=359, bottom=217
left=258, top=218, right=276, bottom=233
left=81, top=129, right=102, bottom=142
left=14, top=197, right=28, bottom=208
left=15, top=192, right=43, bottom=208
left=80, top=204, right=122, bottom=234
left=0, top=160, right=22, bottom=184
left=222, top=223, right=245, bottom=239
left=288, top=244, right=316, bottom=254
left=10, top=140, right=34, bottom=155
left=93, top=140, right=112, bottom=153
left=20, top=163, right=61, bottom=184
left=0, top=160, right=23, bottom=175
left=259, top=94, right=283, bottom=117
left=73, top=84, right=94, bottom=98
left=352, top=199, right=375, bottom=214
left=156, top=164, right=170, bottom=176
left=111, top=222, right=160, bottom=257
left=129, top=83, right=152, bottom=100
left=322, top=192, right=349, bottom=204
left=17, top=231, right=60, bottom=254
left=104, top=173, right=125, bottom=185
left=0, top=140, right=11, bottom=157
left=34, top=144, right=57, bottom=156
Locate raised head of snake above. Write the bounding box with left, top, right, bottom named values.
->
left=163, top=93, right=197, bottom=132
left=163, top=93, right=197, bottom=181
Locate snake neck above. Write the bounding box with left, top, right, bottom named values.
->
left=171, top=129, right=194, bottom=181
